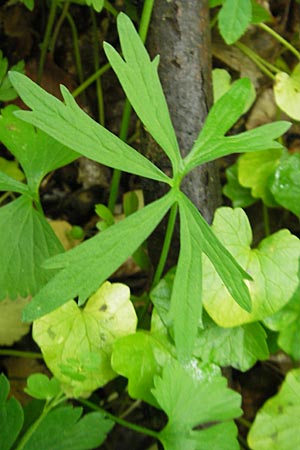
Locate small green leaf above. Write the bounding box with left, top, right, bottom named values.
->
left=33, top=282, right=137, bottom=398
left=85, top=0, right=104, bottom=12
left=264, top=285, right=300, bottom=360
left=153, top=361, right=241, bottom=450
left=111, top=330, right=174, bottom=407
left=202, top=207, right=300, bottom=327
left=0, top=52, right=24, bottom=101
left=212, top=68, right=232, bottom=103
left=0, top=374, right=24, bottom=450
left=270, top=152, right=300, bottom=217
left=248, top=369, right=300, bottom=450
left=0, top=105, right=78, bottom=193
left=95, top=203, right=115, bottom=230
left=25, top=374, right=61, bottom=400
left=195, top=314, right=269, bottom=371
left=223, top=163, right=256, bottom=208
left=218, top=0, right=252, bottom=44
left=22, top=406, right=113, bottom=450
left=0, top=196, right=63, bottom=300
left=238, top=148, right=283, bottom=206
left=23, top=192, right=174, bottom=321
left=212, top=69, right=255, bottom=112
left=9, top=72, right=170, bottom=185
left=251, top=0, right=271, bottom=23
left=274, top=65, right=300, bottom=120
left=22, top=0, right=35, bottom=11
left=104, top=13, right=181, bottom=172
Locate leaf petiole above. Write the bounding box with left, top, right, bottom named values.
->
left=79, top=398, right=160, bottom=440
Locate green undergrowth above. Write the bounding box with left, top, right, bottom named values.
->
left=0, top=2, right=300, bottom=449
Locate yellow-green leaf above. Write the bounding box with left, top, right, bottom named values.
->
left=32, top=282, right=137, bottom=398
left=274, top=65, right=300, bottom=120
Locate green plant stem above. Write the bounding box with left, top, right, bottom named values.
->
left=72, top=63, right=111, bottom=98
left=79, top=398, right=160, bottom=440
left=66, top=12, right=85, bottom=89
left=120, top=399, right=142, bottom=419
left=237, top=417, right=252, bottom=429
left=49, top=2, right=70, bottom=54
left=240, top=43, right=281, bottom=74
left=37, top=0, right=58, bottom=84
left=0, top=349, right=43, bottom=359
left=104, top=0, right=118, bottom=16
left=107, top=0, right=155, bottom=213
left=0, top=191, right=11, bottom=204
left=66, top=11, right=87, bottom=106
left=235, top=42, right=276, bottom=80
left=15, top=402, right=51, bottom=450
left=262, top=203, right=270, bottom=236
left=138, top=0, right=155, bottom=43
left=107, top=100, right=132, bottom=212
left=15, top=393, right=66, bottom=450
left=258, top=22, right=300, bottom=60
left=91, top=9, right=105, bottom=126
left=152, top=202, right=178, bottom=287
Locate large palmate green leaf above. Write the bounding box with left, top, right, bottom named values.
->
left=23, top=192, right=174, bottom=321
left=33, top=282, right=137, bottom=397
left=9, top=72, right=170, bottom=185
left=248, top=369, right=300, bottom=450
left=0, top=105, right=78, bottom=193
left=22, top=407, right=113, bottom=450
left=202, top=207, right=300, bottom=327
left=104, top=13, right=181, bottom=173
left=0, top=196, right=63, bottom=300
left=194, top=314, right=268, bottom=371
left=153, top=361, right=241, bottom=450
left=218, top=0, right=252, bottom=44
left=0, top=374, right=24, bottom=450
left=238, top=148, right=282, bottom=206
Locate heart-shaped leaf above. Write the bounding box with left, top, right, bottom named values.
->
left=202, top=207, right=300, bottom=327
left=274, top=65, right=300, bottom=120
left=32, top=282, right=137, bottom=398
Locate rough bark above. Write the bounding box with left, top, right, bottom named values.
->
left=142, top=0, right=221, bottom=267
